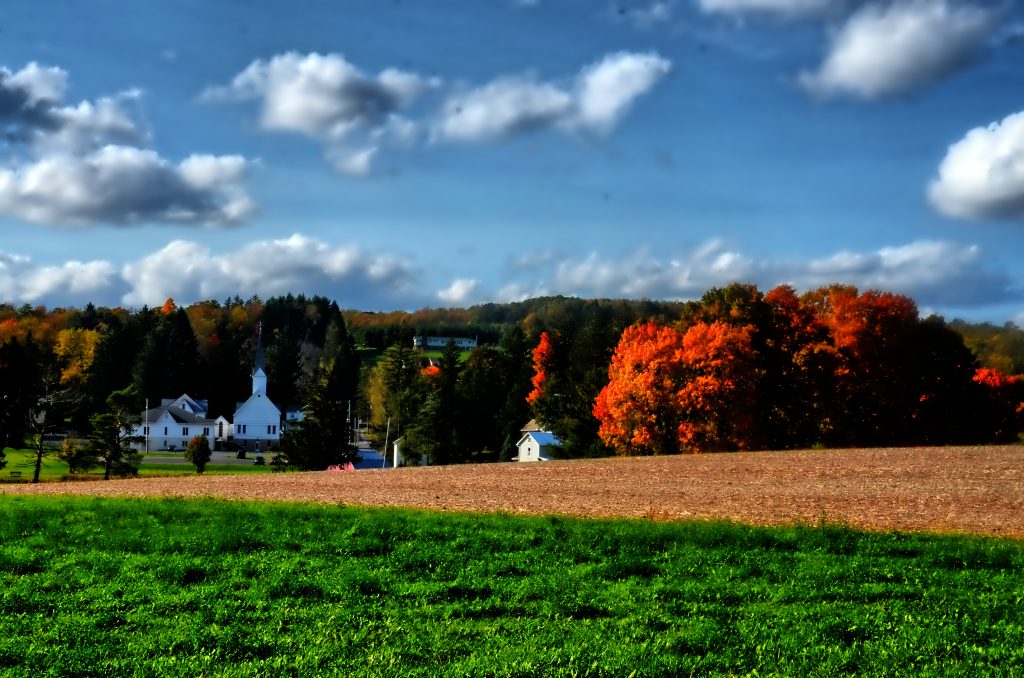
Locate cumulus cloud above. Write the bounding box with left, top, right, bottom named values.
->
left=0, top=251, right=121, bottom=306
left=498, top=239, right=1018, bottom=309
left=204, top=52, right=436, bottom=174
left=0, top=62, right=254, bottom=227
left=0, top=63, right=144, bottom=151
left=437, top=278, right=481, bottom=305
left=0, top=147, right=252, bottom=227
left=435, top=78, right=573, bottom=142
left=574, top=52, right=673, bottom=134
left=203, top=52, right=435, bottom=139
left=120, top=234, right=421, bottom=308
left=3, top=238, right=1014, bottom=316
left=698, top=0, right=845, bottom=18
left=435, top=51, right=671, bottom=142
left=207, top=51, right=669, bottom=171
left=799, top=0, right=999, bottom=99
left=928, top=111, right=1024, bottom=221
left=802, top=241, right=1015, bottom=306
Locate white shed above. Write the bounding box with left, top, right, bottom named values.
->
left=514, top=431, right=560, bottom=462
left=392, top=437, right=428, bottom=467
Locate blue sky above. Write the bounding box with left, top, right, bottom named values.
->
left=1, top=0, right=1022, bottom=323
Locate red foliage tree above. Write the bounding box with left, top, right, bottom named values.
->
left=762, top=285, right=841, bottom=447
left=675, top=321, right=759, bottom=451
left=594, top=320, right=759, bottom=454
left=973, top=367, right=1024, bottom=441
left=593, top=321, right=687, bottom=455
left=803, top=285, right=920, bottom=445
left=526, top=331, right=553, bottom=405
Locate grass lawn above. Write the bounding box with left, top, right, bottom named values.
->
left=0, top=448, right=68, bottom=482
left=0, top=496, right=1020, bottom=676
left=1, top=448, right=273, bottom=482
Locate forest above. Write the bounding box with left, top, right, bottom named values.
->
left=0, top=284, right=1022, bottom=472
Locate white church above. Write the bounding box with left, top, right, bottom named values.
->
left=231, top=328, right=282, bottom=452
left=134, top=325, right=286, bottom=453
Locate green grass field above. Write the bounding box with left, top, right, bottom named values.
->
left=1, top=448, right=273, bottom=482
left=0, top=496, right=1020, bottom=676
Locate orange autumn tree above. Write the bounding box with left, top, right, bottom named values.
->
left=973, top=367, right=1024, bottom=441
left=594, top=320, right=758, bottom=454
left=593, top=321, right=688, bottom=455
left=803, top=285, right=920, bottom=445
left=526, top=331, right=553, bottom=405
left=675, top=321, right=759, bottom=452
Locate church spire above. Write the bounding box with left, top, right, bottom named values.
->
left=252, top=322, right=267, bottom=395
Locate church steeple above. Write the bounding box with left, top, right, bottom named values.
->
left=252, top=322, right=267, bottom=395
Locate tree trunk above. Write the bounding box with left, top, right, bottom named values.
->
left=33, top=439, right=43, bottom=483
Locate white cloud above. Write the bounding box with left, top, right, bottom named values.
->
left=802, top=241, right=1012, bottom=306
left=205, top=52, right=436, bottom=174
left=499, top=239, right=1017, bottom=309
left=574, top=52, right=673, bottom=135
left=0, top=63, right=143, bottom=151
left=3, top=238, right=1014, bottom=317
left=699, top=0, right=845, bottom=18
left=207, top=51, right=669, bottom=171
left=498, top=241, right=755, bottom=300
left=0, top=62, right=255, bottom=227
left=437, top=278, right=480, bottom=304
left=0, top=251, right=120, bottom=306
left=799, top=0, right=998, bottom=99
left=435, top=51, right=670, bottom=142
left=204, top=52, right=435, bottom=139
left=928, top=111, right=1024, bottom=221
left=120, top=235, right=420, bottom=308
left=0, top=146, right=253, bottom=227
left=328, top=146, right=378, bottom=176
left=4, top=62, right=66, bottom=106
left=436, top=78, right=573, bottom=142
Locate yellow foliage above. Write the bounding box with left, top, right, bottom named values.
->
left=54, top=328, right=102, bottom=385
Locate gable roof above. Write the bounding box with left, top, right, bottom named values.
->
left=516, top=431, right=561, bottom=448
left=234, top=390, right=280, bottom=419
left=141, top=393, right=216, bottom=426
left=520, top=418, right=543, bottom=433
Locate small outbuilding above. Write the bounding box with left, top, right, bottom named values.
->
left=514, top=431, right=560, bottom=462
left=392, top=436, right=428, bottom=467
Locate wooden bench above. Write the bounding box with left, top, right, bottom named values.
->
left=9, top=471, right=21, bottom=478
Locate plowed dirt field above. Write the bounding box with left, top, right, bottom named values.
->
left=3, top=446, right=1022, bottom=538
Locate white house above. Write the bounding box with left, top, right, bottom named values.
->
left=412, top=336, right=478, bottom=350
left=232, top=325, right=282, bottom=452
left=134, top=394, right=223, bottom=451
left=514, top=431, right=560, bottom=462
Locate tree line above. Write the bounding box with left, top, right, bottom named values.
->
left=0, top=286, right=1022, bottom=477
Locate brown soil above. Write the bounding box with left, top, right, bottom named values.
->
left=3, top=446, right=1022, bottom=538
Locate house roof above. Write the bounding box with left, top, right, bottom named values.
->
left=141, top=393, right=217, bottom=426
left=520, top=418, right=543, bottom=433
left=516, top=431, right=561, bottom=448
